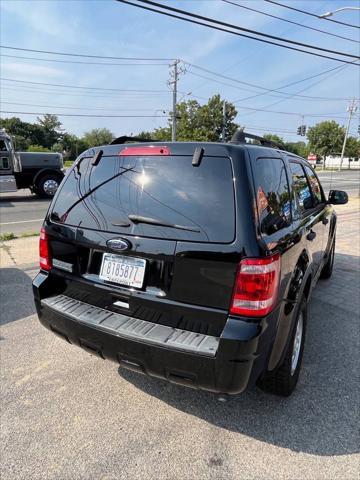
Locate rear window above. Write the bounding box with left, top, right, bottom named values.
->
left=51, top=154, right=235, bottom=243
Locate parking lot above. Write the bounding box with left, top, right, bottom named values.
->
left=0, top=169, right=359, bottom=236
left=0, top=197, right=359, bottom=480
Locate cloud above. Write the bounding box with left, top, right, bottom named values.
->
left=1, top=63, right=66, bottom=79
left=0, top=0, right=79, bottom=39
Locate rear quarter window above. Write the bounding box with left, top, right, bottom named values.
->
left=253, top=157, right=291, bottom=235
left=290, top=162, right=313, bottom=217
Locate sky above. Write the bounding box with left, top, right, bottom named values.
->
left=0, top=0, right=359, bottom=143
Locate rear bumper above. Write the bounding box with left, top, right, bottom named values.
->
left=33, top=273, right=274, bottom=395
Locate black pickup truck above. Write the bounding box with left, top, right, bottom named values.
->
left=0, top=129, right=65, bottom=197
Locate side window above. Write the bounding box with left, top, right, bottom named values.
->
left=289, top=162, right=313, bottom=217
left=304, top=164, right=323, bottom=206
left=0, top=157, right=10, bottom=170
left=254, top=157, right=291, bottom=235
left=0, top=140, right=9, bottom=152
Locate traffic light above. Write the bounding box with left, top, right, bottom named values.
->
left=297, top=125, right=307, bottom=136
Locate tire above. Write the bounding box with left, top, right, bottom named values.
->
left=35, top=174, right=61, bottom=198
left=259, top=298, right=307, bottom=397
left=320, top=237, right=335, bottom=280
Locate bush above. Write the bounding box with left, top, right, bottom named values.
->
left=27, top=145, right=51, bottom=153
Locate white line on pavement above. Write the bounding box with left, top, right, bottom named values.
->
left=0, top=219, right=44, bottom=225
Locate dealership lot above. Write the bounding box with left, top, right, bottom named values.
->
left=0, top=199, right=359, bottom=480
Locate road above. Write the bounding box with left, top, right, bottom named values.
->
left=0, top=170, right=359, bottom=236
left=0, top=190, right=50, bottom=236
left=0, top=201, right=359, bottom=479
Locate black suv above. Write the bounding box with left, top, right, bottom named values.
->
left=32, top=133, right=348, bottom=397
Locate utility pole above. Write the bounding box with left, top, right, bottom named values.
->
left=222, top=100, right=226, bottom=142
left=339, top=98, right=357, bottom=171
left=169, top=60, right=180, bottom=142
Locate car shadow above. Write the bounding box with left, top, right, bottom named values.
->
left=118, top=252, right=359, bottom=457
left=0, top=267, right=37, bottom=324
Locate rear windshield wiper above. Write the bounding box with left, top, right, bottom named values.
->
left=56, top=166, right=137, bottom=223
left=128, top=214, right=200, bottom=233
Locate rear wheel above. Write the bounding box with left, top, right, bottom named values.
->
left=35, top=174, right=61, bottom=198
left=259, top=298, right=307, bottom=397
left=320, top=237, right=335, bottom=279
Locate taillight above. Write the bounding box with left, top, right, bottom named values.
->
left=230, top=253, right=280, bottom=317
left=39, top=227, right=52, bottom=271
left=119, top=146, right=170, bottom=156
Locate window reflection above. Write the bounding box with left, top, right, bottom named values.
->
left=255, top=158, right=291, bottom=235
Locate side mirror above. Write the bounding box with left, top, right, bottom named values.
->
left=328, top=190, right=348, bottom=205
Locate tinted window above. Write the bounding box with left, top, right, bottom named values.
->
left=289, top=162, right=313, bottom=217
left=304, top=165, right=323, bottom=205
left=254, top=158, right=291, bottom=235
left=0, top=157, right=10, bottom=169
left=0, top=140, right=8, bottom=152
left=51, top=155, right=235, bottom=243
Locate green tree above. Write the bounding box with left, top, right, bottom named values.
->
left=307, top=121, right=345, bottom=166
left=141, top=95, right=238, bottom=142
left=263, top=134, right=285, bottom=146
left=36, top=114, right=64, bottom=148
left=27, top=144, right=51, bottom=152
left=345, top=136, right=360, bottom=159
left=0, top=116, right=45, bottom=150
left=52, top=133, right=88, bottom=160
left=285, top=141, right=310, bottom=158
left=82, top=128, right=114, bottom=148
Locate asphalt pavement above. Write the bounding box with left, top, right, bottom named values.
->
left=0, top=200, right=359, bottom=479
left=0, top=169, right=359, bottom=236
left=0, top=190, right=50, bottom=236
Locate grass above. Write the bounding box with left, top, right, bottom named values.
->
left=0, top=231, right=39, bottom=242
left=64, top=160, right=74, bottom=168
left=0, top=232, right=16, bottom=241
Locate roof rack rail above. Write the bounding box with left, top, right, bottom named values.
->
left=229, top=130, right=285, bottom=151
left=110, top=135, right=156, bottom=145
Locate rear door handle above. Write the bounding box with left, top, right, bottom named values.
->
left=306, top=230, right=316, bottom=241
left=322, top=217, right=329, bottom=225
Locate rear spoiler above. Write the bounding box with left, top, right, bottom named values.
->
left=110, top=136, right=157, bottom=145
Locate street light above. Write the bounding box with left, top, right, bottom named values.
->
left=319, top=6, right=360, bottom=18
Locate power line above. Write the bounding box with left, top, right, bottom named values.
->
left=222, top=0, right=358, bottom=43
left=184, top=62, right=354, bottom=100
left=186, top=67, right=351, bottom=102
left=0, top=53, right=169, bottom=66
left=1, top=101, right=169, bottom=112
left=0, top=110, right=169, bottom=118
left=235, top=63, right=352, bottom=116
left=264, top=0, right=360, bottom=30
left=116, top=0, right=360, bottom=64
left=0, top=45, right=175, bottom=61
left=231, top=62, right=351, bottom=104
left=1, top=44, right=357, bottom=100
left=233, top=105, right=348, bottom=119
left=1, top=85, right=170, bottom=99
left=1, top=95, right=350, bottom=120
left=0, top=77, right=170, bottom=93
left=132, top=0, right=358, bottom=58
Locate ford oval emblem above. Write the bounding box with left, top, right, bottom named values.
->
left=107, top=238, right=131, bottom=251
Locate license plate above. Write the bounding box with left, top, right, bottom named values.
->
left=99, top=253, right=146, bottom=288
